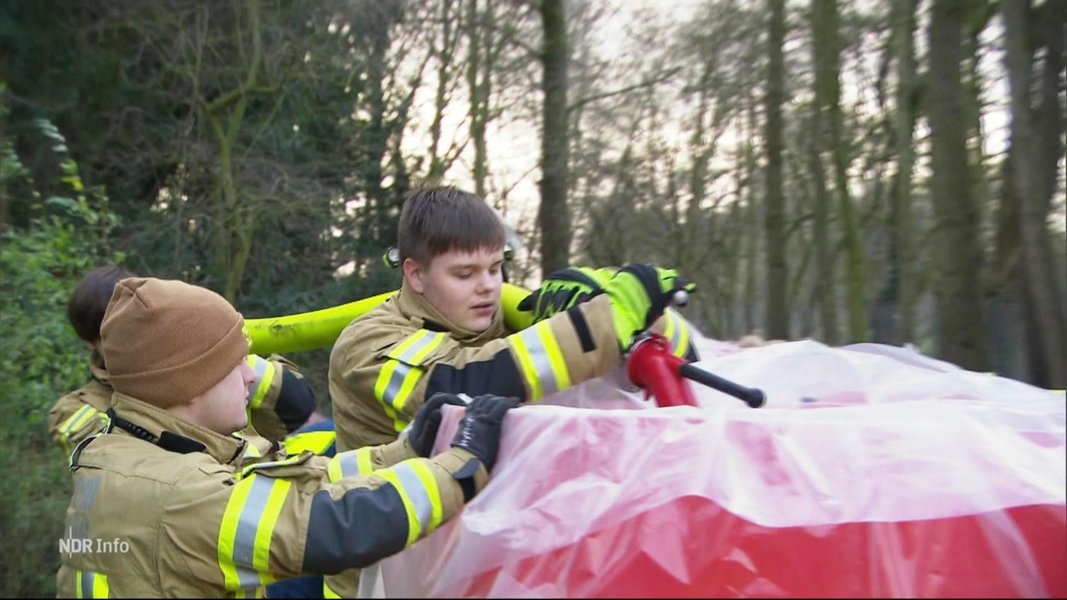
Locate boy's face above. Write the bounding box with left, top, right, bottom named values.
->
left=404, top=246, right=504, bottom=333
left=184, top=358, right=255, bottom=435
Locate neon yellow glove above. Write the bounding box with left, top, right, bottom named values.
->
left=604, top=263, right=696, bottom=350
left=516, top=266, right=614, bottom=323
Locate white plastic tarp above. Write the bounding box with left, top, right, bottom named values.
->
left=371, top=336, right=1066, bottom=598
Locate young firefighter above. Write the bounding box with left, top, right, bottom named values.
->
left=58, top=276, right=519, bottom=598
left=48, top=265, right=326, bottom=456
left=50, top=267, right=334, bottom=598
left=325, top=186, right=696, bottom=597
left=329, top=185, right=697, bottom=448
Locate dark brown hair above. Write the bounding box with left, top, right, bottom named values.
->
left=397, top=186, right=506, bottom=265
left=67, top=265, right=135, bottom=343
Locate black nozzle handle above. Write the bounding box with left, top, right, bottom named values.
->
left=678, top=363, right=766, bottom=408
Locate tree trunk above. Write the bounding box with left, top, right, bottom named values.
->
left=764, top=0, right=789, bottom=340
left=202, top=0, right=262, bottom=302
left=366, top=13, right=390, bottom=248
left=427, top=0, right=458, bottom=181
left=467, top=0, right=491, bottom=198
left=926, top=0, right=987, bottom=370
left=818, top=0, right=868, bottom=343
left=538, top=0, right=570, bottom=275
left=743, top=102, right=759, bottom=336
left=991, top=157, right=1032, bottom=381
left=892, top=0, right=919, bottom=345
left=809, top=0, right=838, bottom=344
left=1001, top=0, right=1067, bottom=387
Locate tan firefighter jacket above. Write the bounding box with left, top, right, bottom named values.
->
left=330, top=283, right=624, bottom=452
left=329, top=282, right=700, bottom=451
left=325, top=281, right=698, bottom=597
left=56, top=392, right=485, bottom=598
left=324, top=283, right=624, bottom=597
left=49, top=352, right=314, bottom=455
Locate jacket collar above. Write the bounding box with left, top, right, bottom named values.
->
left=88, top=348, right=111, bottom=386
left=109, top=393, right=246, bottom=465
left=395, top=280, right=507, bottom=344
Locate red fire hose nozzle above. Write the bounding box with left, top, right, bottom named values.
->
left=626, top=333, right=766, bottom=409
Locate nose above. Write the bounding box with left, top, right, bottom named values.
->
left=242, top=360, right=256, bottom=388
left=477, top=268, right=501, bottom=293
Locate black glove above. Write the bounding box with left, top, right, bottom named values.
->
left=450, top=394, right=521, bottom=471
left=408, top=393, right=467, bottom=457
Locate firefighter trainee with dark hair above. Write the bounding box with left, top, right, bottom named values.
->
left=57, top=276, right=519, bottom=598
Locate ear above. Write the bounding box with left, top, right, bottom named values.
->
left=403, top=257, right=426, bottom=294
left=164, top=394, right=203, bottom=425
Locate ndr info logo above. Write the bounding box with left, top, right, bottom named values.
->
left=59, top=529, right=130, bottom=555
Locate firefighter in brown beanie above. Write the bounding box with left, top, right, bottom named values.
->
left=56, top=277, right=520, bottom=598
left=47, top=265, right=324, bottom=456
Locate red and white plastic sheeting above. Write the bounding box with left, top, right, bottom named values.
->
left=373, top=336, right=1066, bottom=598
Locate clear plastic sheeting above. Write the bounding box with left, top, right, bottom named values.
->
left=375, top=337, right=1066, bottom=598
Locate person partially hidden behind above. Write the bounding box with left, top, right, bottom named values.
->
left=48, top=265, right=329, bottom=458
left=57, top=276, right=520, bottom=598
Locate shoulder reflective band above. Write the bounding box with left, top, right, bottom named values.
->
left=246, top=356, right=277, bottom=409
left=75, top=570, right=109, bottom=598
left=374, top=460, right=444, bottom=546
left=374, top=330, right=448, bottom=431
left=283, top=431, right=336, bottom=457
left=60, top=405, right=104, bottom=452
left=327, top=447, right=375, bottom=482
left=507, top=320, right=571, bottom=401
left=218, top=473, right=292, bottom=592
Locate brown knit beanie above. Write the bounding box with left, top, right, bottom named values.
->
left=100, top=277, right=249, bottom=408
